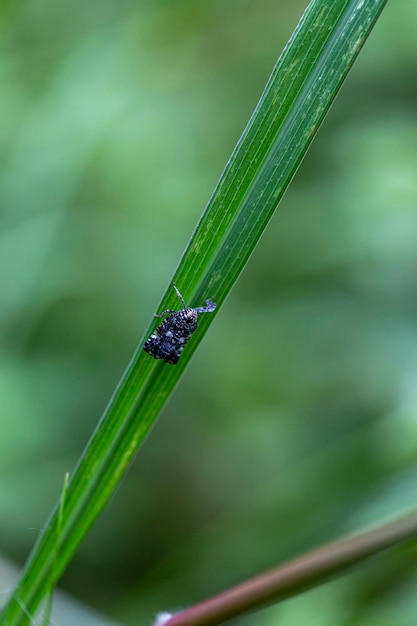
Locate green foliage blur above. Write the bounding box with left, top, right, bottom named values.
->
left=1, top=1, right=417, bottom=624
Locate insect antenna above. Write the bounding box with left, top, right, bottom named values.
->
left=173, top=283, right=188, bottom=309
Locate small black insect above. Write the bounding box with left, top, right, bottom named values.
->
left=143, top=285, right=216, bottom=364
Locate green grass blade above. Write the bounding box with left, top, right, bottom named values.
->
left=0, top=0, right=388, bottom=624
left=41, top=473, right=69, bottom=626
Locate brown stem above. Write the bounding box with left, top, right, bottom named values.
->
left=164, top=512, right=417, bottom=626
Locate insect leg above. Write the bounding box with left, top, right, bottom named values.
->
left=154, top=309, right=176, bottom=318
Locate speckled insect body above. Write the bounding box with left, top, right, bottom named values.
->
left=143, top=285, right=216, bottom=364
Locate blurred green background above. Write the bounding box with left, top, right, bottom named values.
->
left=1, top=0, right=417, bottom=624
